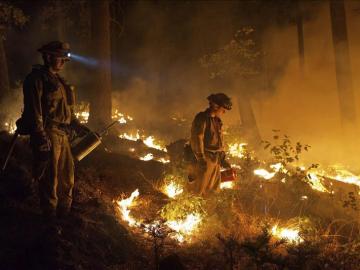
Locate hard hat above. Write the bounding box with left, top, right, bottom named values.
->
left=207, top=93, right=232, bottom=110
left=37, top=41, right=71, bottom=59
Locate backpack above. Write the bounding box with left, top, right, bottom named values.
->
left=15, top=115, right=32, bottom=135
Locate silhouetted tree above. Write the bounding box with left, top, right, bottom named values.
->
left=0, top=3, right=27, bottom=114
left=329, top=0, right=356, bottom=126
left=88, top=0, right=112, bottom=128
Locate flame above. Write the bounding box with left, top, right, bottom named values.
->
left=119, top=130, right=167, bottom=152
left=307, top=173, right=329, bottom=193
left=116, top=189, right=140, bottom=227
left=140, top=153, right=154, bottom=161
left=116, top=189, right=202, bottom=243
left=119, top=131, right=141, bottom=141
left=317, top=165, right=360, bottom=187
left=75, top=111, right=89, bottom=123
left=143, top=136, right=167, bottom=152
left=166, top=213, right=202, bottom=243
left=254, top=169, right=276, bottom=180
left=162, top=181, right=183, bottom=198
left=158, top=157, right=170, bottom=164
left=228, top=143, right=247, bottom=158
left=112, top=109, right=133, bottom=124
left=220, top=181, right=234, bottom=189
left=271, top=225, right=303, bottom=243
left=4, top=122, right=16, bottom=134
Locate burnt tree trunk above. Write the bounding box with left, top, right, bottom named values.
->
left=237, top=94, right=261, bottom=147
left=89, top=0, right=112, bottom=129
left=329, top=0, right=356, bottom=126
left=0, top=27, right=10, bottom=119
left=296, top=0, right=305, bottom=72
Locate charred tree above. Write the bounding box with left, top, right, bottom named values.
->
left=89, top=0, right=112, bottom=128
left=296, top=0, right=305, bottom=72
left=329, top=0, right=356, bottom=126
left=0, top=4, right=27, bottom=121
left=237, top=89, right=262, bottom=146
left=0, top=26, right=10, bottom=111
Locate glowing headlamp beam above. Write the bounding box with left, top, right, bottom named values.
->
left=68, top=53, right=99, bottom=66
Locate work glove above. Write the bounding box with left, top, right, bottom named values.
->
left=71, top=119, right=91, bottom=137
left=220, top=151, right=231, bottom=169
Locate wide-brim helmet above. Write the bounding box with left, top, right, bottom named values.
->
left=38, top=41, right=71, bottom=60
left=207, top=93, right=232, bottom=110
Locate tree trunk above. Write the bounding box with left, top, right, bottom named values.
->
left=296, top=0, right=305, bottom=72
left=237, top=90, right=262, bottom=147
left=329, top=0, right=356, bottom=126
left=55, top=0, right=65, bottom=40
left=88, top=0, right=112, bottom=129
left=0, top=27, right=10, bottom=120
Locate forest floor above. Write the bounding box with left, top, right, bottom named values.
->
left=1, top=131, right=360, bottom=270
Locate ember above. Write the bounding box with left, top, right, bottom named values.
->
left=271, top=225, right=303, bottom=243
left=166, top=213, right=202, bottom=243
left=162, top=181, right=183, bottom=198
left=228, top=142, right=247, bottom=159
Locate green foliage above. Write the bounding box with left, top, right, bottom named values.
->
left=160, top=194, right=206, bottom=221
left=240, top=225, right=286, bottom=268
left=200, top=27, right=260, bottom=79
left=343, top=192, right=359, bottom=211
left=0, top=2, right=28, bottom=31
left=262, top=130, right=311, bottom=166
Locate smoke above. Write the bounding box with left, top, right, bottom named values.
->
left=253, top=2, right=360, bottom=170
left=3, top=1, right=360, bottom=170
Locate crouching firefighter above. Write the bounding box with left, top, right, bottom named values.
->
left=17, top=41, right=89, bottom=220
left=187, top=93, right=232, bottom=196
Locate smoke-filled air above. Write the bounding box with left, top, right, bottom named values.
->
left=2, top=1, right=360, bottom=269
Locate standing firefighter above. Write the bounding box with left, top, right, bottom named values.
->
left=188, top=93, right=232, bottom=195
left=19, top=41, right=88, bottom=220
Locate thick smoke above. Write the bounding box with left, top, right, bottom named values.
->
left=3, top=1, right=360, bottom=170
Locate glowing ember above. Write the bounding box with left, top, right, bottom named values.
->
left=228, top=143, right=247, bottom=158
left=158, top=157, right=170, bottom=164
left=220, top=181, right=234, bottom=189
left=254, top=169, right=276, bottom=180
left=307, top=173, right=329, bottom=193
left=4, top=122, right=16, bottom=134
left=140, top=153, right=154, bottom=161
left=162, top=181, right=183, bottom=198
left=112, top=109, right=133, bottom=124
left=143, top=136, right=167, bottom=152
left=166, top=213, right=202, bottom=243
left=271, top=225, right=303, bottom=243
left=317, top=165, right=360, bottom=188
left=116, top=189, right=140, bottom=227
left=270, top=163, right=287, bottom=173
left=119, top=131, right=140, bottom=141
left=75, top=111, right=89, bottom=123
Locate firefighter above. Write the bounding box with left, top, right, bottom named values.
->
left=20, top=41, right=88, bottom=221
left=188, top=93, right=232, bottom=195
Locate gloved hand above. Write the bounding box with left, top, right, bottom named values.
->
left=71, top=119, right=90, bottom=137
left=32, top=131, right=51, bottom=152
left=220, top=151, right=231, bottom=169
left=77, top=124, right=91, bottom=137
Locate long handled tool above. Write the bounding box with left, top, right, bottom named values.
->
left=1, top=131, right=19, bottom=173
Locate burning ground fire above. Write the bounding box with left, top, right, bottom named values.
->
left=271, top=225, right=303, bottom=243
left=118, top=131, right=167, bottom=153
left=116, top=181, right=304, bottom=245
left=115, top=187, right=202, bottom=243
